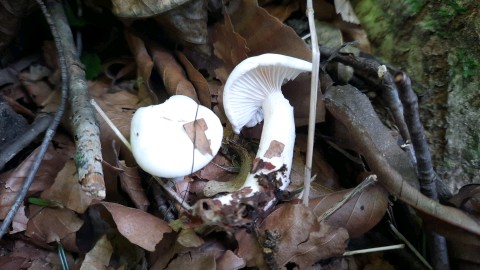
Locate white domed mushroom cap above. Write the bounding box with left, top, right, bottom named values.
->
left=223, top=53, right=312, bottom=133
left=131, top=95, right=223, bottom=178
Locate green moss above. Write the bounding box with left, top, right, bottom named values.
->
left=448, top=49, right=479, bottom=79
left=403, top=0, right=427, bottom=14
left=417, top=0, right=468, bottom=35
left=354, top=0, right=388, bottom=41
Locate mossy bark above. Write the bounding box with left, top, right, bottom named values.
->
left=352, top=0, right=480, bottom=192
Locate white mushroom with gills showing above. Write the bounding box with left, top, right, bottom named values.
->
left=218, top=53, right=312, bottom=209
left=130, top=95, right=223, bottom=179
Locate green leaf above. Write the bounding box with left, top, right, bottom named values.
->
left=81, top=52, right=102, bottom=80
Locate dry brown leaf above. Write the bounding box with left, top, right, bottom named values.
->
left=124, top=29, right=156, bottom=105
left=117, top=161, right=150, bottom=211
left=449, top=184, right=480, bottom=215
left=41, top=159, right=93, bottom=214
left=176, top=51, right=212, bottom=108
left=0, top=144, right=70, bottom=219
left=0, top=257, right=26, bottom=270
left=260, top=204, right=348, bottom=269
left=20, top=80, right=53, bottom=107
left=102, top=58, right=136, bottom=85
left=234, top=229, right=265, bottom=268
left=149, top=232, right=182, bottom=269
left=260, top=203, right=348, bottom=269
left=99, top=202, right=172, bottom=252
left=111, top=0, right=189, bottom=18
left=10, top=239, right=76, bottom=269
left=25, top=206, right=83, bottom=251
left=230, top=0, right=310, bottom=59
left=211, top=7, right=249, bottom=84
left=149, top=42, right=199, bottom=101
left=154, top=0, right=209, bottom=55
left=11, top=206, right=28, bottom=234
left=183, top=118, right=212, bottom=155
left=310, top=183, right=389, bottom=238
left=290, top=134, right=341, bottom=194
left=216, top=250, right=246, bottom=270
left=166, top=251, right=216, bottom=270
left=263, top=0, right=300, bottom=22
left=79, top=234, right=113, bottom=270
left=177, top=228, right=205, bottom=248
left=448, top=241, right=480, bottom=265
left=193, top=153, right=234, bottom=182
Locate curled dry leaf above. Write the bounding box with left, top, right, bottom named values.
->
left=176, top=51, right=212, bottom=108
left=99, top=202, right=172, bottom=252
left=111, top=0, right=189, bottom=18
left=149, top=42, right=199, bottom=102
left=310, top=183, right=389, bottom=238
left=116, top=160, right=150, bottom=211
left=327, top=84, right=419, bottom=189
left=166, top=251, right=216, bottom=270
left=211, top=6, right=249, bottom=84
left=0, top=145, right=69, bottom=219
left=449, top=184, right=480, bottom=215
left=124, top=29, right=156, bottom=105
left=79, top=234, right=113, bottom=270
left=25, top=206, right=83, bottom=252
left=259, top=203, right=349, bottom=269
left=41, top=159, right=93, bottom=214
left=177, top=228, right=204, bottom=248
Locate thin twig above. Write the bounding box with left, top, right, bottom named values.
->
left=389, top=222, right=433, bottom=270
left=343, top=244, right=405, bottom=256
left=303, top=0, right=320, bottom=207
left=90, top=99, right=132, bottom=151
left=0, top=0, right=68, bottom=239
left=317, top=175, right=377, bottom=222
left=0, top=114, right=53, bottom=170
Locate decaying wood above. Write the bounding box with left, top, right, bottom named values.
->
left=47, top=0, right=105, bottom=199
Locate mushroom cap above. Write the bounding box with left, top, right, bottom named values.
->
left=223, top=53, right=312, bottom=133
left=130, top=95, right=223, bottom=178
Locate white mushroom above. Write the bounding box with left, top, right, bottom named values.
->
left=220, top=53, right=312, bottom=208
left=130, top=95, right=223, bottom=178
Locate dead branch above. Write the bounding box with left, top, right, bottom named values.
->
left=46, top=0, right=104, bottom=199
left=323, top=83, right=480, bottom=238
left=0, top=0, right=68, bottom=239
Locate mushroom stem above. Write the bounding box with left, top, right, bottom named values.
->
left=217, top=91, right=295, bottom=208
